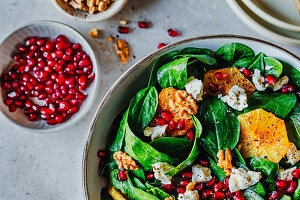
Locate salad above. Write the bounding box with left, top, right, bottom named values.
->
left=99, top=43, right=300, bottom=200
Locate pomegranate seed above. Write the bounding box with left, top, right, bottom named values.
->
left=154, top=118, right=166, bottom=126
left=72, top=43, right=81, bottom=50
left=55, top=115, right=63, bottom=123
left=239, top=68, right=252, bottom=77
left=58, top=101, right=69, bottom=112
left=138, top=21, right=149, bottom=28
left=281, top=87, right=288, bottom=93
left=160, top=110, right=173, bottom=122
left=18, top=45, right=27, bottom=52
left=28, top=114, right=38, bottom=121
left=177, top=119, right=185, bottom=130
left=182, top=172, right=193, bottom=179
left=207, top=177, right=215, bottom=187
left=186, top=129, right=195, bottom=141
left=145, top=173, right=154, bottom=180
left=235, top=191, right=243, bottom=196
left=287, top=84, right=295, bottom=92
left=265, top=74, right=276, bottom=85
left=202, top=189, right=213, bottom=199
left=9, top=105, right=17, bottom=112
left=117, top=170, right=128, bottom=181
left=25, top=100, right=32, bottom=108
left=32, top=105, right=39, bottom=111
left=68, top=107, right=78, bottom=114
left=168, top=120, right=177, bottom=130
left=45, top=42, right=54, bottom=50
left=157, top=43, right=167, bottom=49
left=223, top=176, right=229, bottom=191
left=292, top=168, right=300, bottom=179
left=78, top=60, right=91, bottom=68
left=5, top=99, right=13, bottom=106
left=97, top=150, right=106, bottom=158
left=87, top=72, right=95, bottom=80
left=36, top=39, right=45, bottom=46
left=38, top=93, right=46, bottom=100
left=25, top=37, right=35, bottom=46
left=276, top=180, right=288, bottom=190
left=214, top=182, right=224, bottom=192
left=210, top=83, right=219, bottom=93
left=213, top=191, right=225, bottom=200
left=30, top=44, right=38, bottom=51
left=167, top=29, right=179, bottom=37
left=14, top=54, right=21, bottom=61
left=7, top=91, right=18, bottom=99
left=47, top=118, right=57, bottom=125
left=176, top=186, right=186, bottom=194
left=118, top=26, right=130, bottom=34
left=287, top=180, right=297, bottom=193
left=215, top=72, right=227, bottom=80
left=234, top=195, right=245, bottom=200
left=40, top=107, right=55, bottom=115
left=226, top=190, right=234, bottom=198
left=200, top=160, right=210, bottom=167
left=161, top=184, right=174, bottom=193
left=269, top=191, right=281, bottom=200
left=195, top=183, right=204, bottom=191
left=55, top=41, right=65, bottom=50
left=180, top=180, right=190, bottom=186
left=27, top=58, right=36, bottom=66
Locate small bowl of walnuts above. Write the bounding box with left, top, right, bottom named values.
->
left=52, top=0, right=127, bottom=22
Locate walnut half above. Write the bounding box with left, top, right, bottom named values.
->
left=113, top=151, right=138, bottom=170
left=217, top=148, right=233, bottom=176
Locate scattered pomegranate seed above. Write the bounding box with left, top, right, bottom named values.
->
left=176, top=186, right=186, bottom=194
left=223, top=176, right=229, bottom=191
left=177, top=119, right=185, bottom=130
left=239, top=68, right=252, bottom=77
left=117, top=170, right=127, bottom=181
left=97, top=150, right=106, bottom=158
left=168, top=120, right=177, bottom=130
left=215, top=72, right=227, bottom=80
left=180, top=180, right=190, bottom=187
left=226, top=190, right=234, bottom=198
left=157, top=43, right=167, bottom=49
left=160, top=110, right=173, bottom=122
left=214, top=181, right=224, bottom=192
left=186, top=129, right=195, bottom=141
left=199, top=160, right=209, bottom=167
left=161, top=184, right=174, bottom=193
left=167, top=29, right=179, bottom=37
left=146, top=173, right=154, bottom=180
left=286, top=180, right=298, bottom=193
left=118, top=26, right=130, bottom=34
left=287, top=84, right=295, bottom=92
left=269, top=191, right=281, bottom=200
left=138, top=21, right=149, bottom=28
left=182, top=171, right=193, bottom=179
left=213, top=191, right=226, bottom=200
left=202, top=189, right=213, bottom=199
left=195, top=183, right=204, bottom=191
left=282, top=87, right=288, bottom=93
left=292, top=168, right=300, bottom=179
left=207, top=177, right=215, bottom=187
left=234, top=195, right=245, bottom=200
left=275, top=180, right=288, bottom=191
left=154, top=118, right=166, bottom=126
left=265, top=74, right=276, bottom=85
left=209, top=83, right=219, bottom=93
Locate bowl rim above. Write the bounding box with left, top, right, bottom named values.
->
left=51, top=0, right=128, bottom=22
left=82, top=34, right=300, bottom=200
left=0, top=20, right=100, bottom=133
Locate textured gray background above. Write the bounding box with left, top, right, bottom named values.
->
left=0, top=0, right=299, bottom=199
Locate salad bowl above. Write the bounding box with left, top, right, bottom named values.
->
left=83, top=35, right=300, bottom=200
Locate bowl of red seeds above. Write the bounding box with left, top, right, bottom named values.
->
left=0, top=21, right=99, bottom=131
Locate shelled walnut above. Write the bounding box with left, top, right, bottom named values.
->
left=116, top=39, right=130, bottom=64
left=64, top=0, right=115, bottom=14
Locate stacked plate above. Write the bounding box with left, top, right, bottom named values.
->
left=227, top=0, right=300, bottom=46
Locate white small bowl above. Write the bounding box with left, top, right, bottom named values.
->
left=51, top=0, right=127, bottom=22
left=0, top=21, right=100, bottom=132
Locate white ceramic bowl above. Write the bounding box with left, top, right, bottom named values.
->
left=82, top=35, right=300, bottom=200
left=0, top=21, right=100, bottom=132
left=52, top=0, right=127, bottom=22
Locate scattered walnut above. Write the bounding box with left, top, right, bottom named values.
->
left=64, top=0, right=113, bottom=14
left=119, top=20, right=128, bottom=25
left=116, top=39, right=130, bottom=64
left=107, top=35, right=114, bottom=42
left=186, top=181, right=196, bottom=191
left=89, top=28, right=99, bottom=38
left=217, top=148, right=233, bottom=176
left=164, top=196, right=174, bottom=200
left=113, top=151, right=138, bottom=170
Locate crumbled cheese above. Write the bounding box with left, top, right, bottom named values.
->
left=185, top=78, right=204, bottom=101
left=152, top=162, right=173, bottom=184
left=178, top=190, right=199, bottom=200
left=220, top=85, right=248, bottom=111
left=271, top=76, right=289, bottom=91
left=192, top=164, right=212, bottom=182
left=252, top=69, right=268, bottom=91
left=286, top=143, right=300, bottom=165
left=229, top=168, right=261, bottom=192
left=144, top=125, right=168, bottom=141
left=278, top=167, right=297, bottom=181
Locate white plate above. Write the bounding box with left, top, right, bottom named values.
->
left=82, top=35, right=300, bottom=200
left=227, top=0, right=300, bottom=46
left=0, top=21, right=100, bottom=132
left=241, top=0, right=300, bottom=32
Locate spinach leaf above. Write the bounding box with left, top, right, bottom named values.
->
left=243, top=190, right=264, bottom=200
left=246, top=92, right=297, bottom=119
left=281, top=60, right=300, bottom=87
left=175, top=54, right=217, bottom=66
left=102, top=162, right=118, bottom=176
left=130, top=167, right=146, bottom=181
left=124, top=123, right=178, bottom=171
left=286, top=103, right=300, bottom=148
left=132, top=177, right=148, bottom=191
left=294, top=179, right=300, bottom=200
left=215, top=43, right=255, bottom=67
left=109, top=109, right=129, bottom=152
left=145, top=182, right=170, bottom=200
left=128, top=86, right=158, bottom=133
left=148, top=51, right=178, bottom=87
left=233, top=52, right=265, bottom=73
left=247, top=157, right=279, bottom=179
left=291, top=102, right=300, bottom=136
left=110, top=169, right=129, bottom=194
left=177, top=47, right=211, bottom=56
left=150, top=137, right=193, bottom=160
left=101, top=188, right=114, bottom=200
left=200, top=97, right=240, bottom=159
left=207, top=156, right=227, bottom=181
left=127, top=176, right=160, bottom=200
left=264, top=57, right=283, bottom=78
left=165, top=115, right=202, bottom=176
left=157, top=57, right=189, bottom=89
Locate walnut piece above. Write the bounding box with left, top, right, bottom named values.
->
left=107, top=35, right=114, bottom=42
left=113, top=151, right=138, bottom=170
left=89, top=28, right=99, bottom=38
left=65, top=0, right=113, bottom=14
left=217, top=148, right=233, bottom=176
left=116, top=39, right=130, bottom=64
left=119, top=20, right=128, bottom=25
left=164, top=196, right=174, bottom=200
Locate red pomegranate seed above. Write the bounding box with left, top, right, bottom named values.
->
left=223, top=176, right=229, bottom=191
left=47, top=118, right=57, bottom=125
left=14, top=54, right=21, bottom=61
left=235, top=191, right=243, bottom=196
left=269, top=191, right=281, bottom=200
left=97, top=150, right=106, bottom=158
left=160, top=110, right=173, bottom=122
left=68, top=107, right=78, bottom=114
left=62, top=54, right=72, bottom=61
left=18, top=45, right=27, bottom=52
left=168, top=120, right=177, bottom=130
left=210, top=83, right=219, bottom=93
left=215, top=72, right=227, bottom=80
left=200, top=160, right=210, bottom=167
left=78, top=60, right=91, bottom=68
left=214, top=181, right=224, bottom=192
left=167, top=29, right=179, bottom=37
left=176, top=186, right=186, bottom=194
left=265, top=75, right=276, bottom=85
left=45, top=42, right=54, bottom=50
left=287, top=180, right=297, bottom=193
left=213, top=191, right=226, bottom=200
left=239, top=68, right=252, bottom=77
left=161, top=184, right=174, bottom=192
left=7, top=91, right=18, bottom=99
left=27, top=58, right=35, bottom=66
left=138, top=21, right=149, bottom=28
left=157, top=43, right=167, bottom=49
left=292, top=168, right=300, bottom=179
left=195, top=183, right=204, bottom=191
left=28, top=114, right=38, bottom=121
left=207, top=177, right=215, bottom=187
left=145, top=173, right=154, bottom=180
left=287, top=84, right=295, bottom=92
left=72, top=43, right=81, bottom=50
left=276, top=180, right=288, bottom=190
left=118, top=26, right=130, bottom=34
left=55, top=115, right=63, bottom=123
left=25, top=37, right=35, bottom=46
left=154, top=118, right=166, bottom=126
left=87, top=72, right=95, bottom=80
left=177, top=119, right=185, bottom=130
left=186, top=129, right=195, bottom=141
left=202, top=189, right=213, bottom=199
left=117, top=170, right=128, bottom=181
left=234, top=195, right=245, bottom=200
left=9, top=105, right=17, bottom=112
left=182, top=172, right=193, bottom=179
left=40, top=107, right=55, bottom=115
left=180, top=180, right=190, bottom=186
left=30, top=44, right=38, bottom=51
left=58, top=101, right=69, bottom=112
left=36, top=39, right=45, bottom=46
left=5, top=99, right=13, bottom=106
left=226, top=190, right=234, bottom=198
left=55, top=41, right=65, bottom=50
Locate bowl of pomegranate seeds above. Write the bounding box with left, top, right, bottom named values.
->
left=82, top=35, right=300, bottom=200
left=52, top=0, right=127, bottom=22
left=0, top=21, right=99, bottom=131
